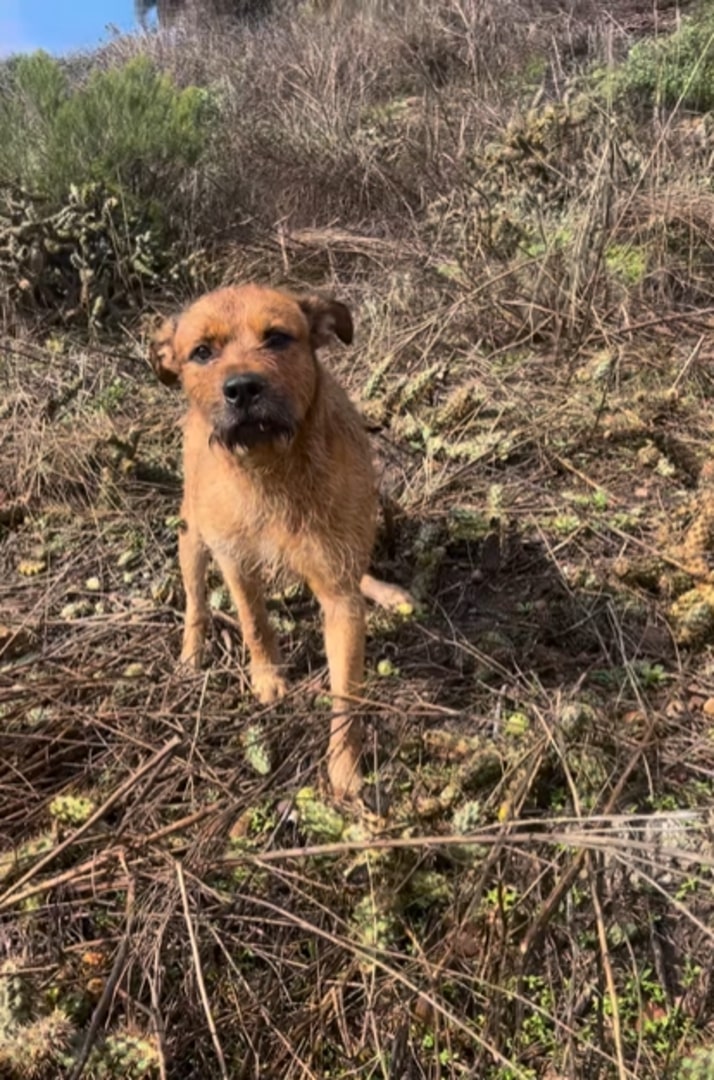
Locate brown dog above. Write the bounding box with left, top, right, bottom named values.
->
left=151, top=284, right=411, bottom=799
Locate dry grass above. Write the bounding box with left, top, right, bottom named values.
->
left=3, top=0, right=714, bottom=1077
left=94, top=0, right=650, bottom=256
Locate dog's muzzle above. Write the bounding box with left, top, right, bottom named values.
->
left=210, top=372, right=297, bottom=453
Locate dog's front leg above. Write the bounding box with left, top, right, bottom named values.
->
left=213, top=554, right=287, bottom=704
left=313, top=588, right=367, bottom=799
left=178, top=524, right=210, bottom=668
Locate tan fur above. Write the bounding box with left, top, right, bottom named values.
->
left=151, top=284, right=411, bottom=799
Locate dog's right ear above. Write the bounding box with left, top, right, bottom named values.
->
left=297, top=294, right=353, bottom=349
left=148, top=316, right=180, bottom=387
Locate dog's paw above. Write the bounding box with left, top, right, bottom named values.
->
left=328, top=764, right=364, bottom=804
left=179, top=626, right=206, bottom=671
left=251, top=665, right=288, bottom=705
left=327, top=734, right=364, bottom=804
left=178, top=648, right=202, bottom=672
left=375, top=582, right=415, bottom=614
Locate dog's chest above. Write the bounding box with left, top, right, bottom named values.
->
left=186, top=445, right=335, bottom=581
left=213, top=528, right=286, bottom=574
left=203, top=495, right=316, bottom=580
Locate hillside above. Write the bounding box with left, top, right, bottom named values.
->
left=2, top=1, right=714, bottom=1076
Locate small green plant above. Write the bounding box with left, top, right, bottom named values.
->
left=590, top=662, right=669, bottom=692
left=552, top=514, right=581, bottom=536
left=294, top=788, right=345, bottom=842
left=518, top=975, right=557, bottom=1057
left=96, top=378, right=129, bottom=414
left=631, top=661, right=669, bottom=690
left=241, top=724, right=272, bottom=776
left=603, top=965, right=695, bottom=1060
left=482, top=884, right=520, bottom=914
left=605, top=243, right=647, bottom=286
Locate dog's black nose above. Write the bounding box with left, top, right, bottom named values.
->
left=223, top=373, right=265, bottom=408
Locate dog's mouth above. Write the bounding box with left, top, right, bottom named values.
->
left=209, top=403, right=297, bottom=454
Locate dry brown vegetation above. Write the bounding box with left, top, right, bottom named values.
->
left=3, top=0, right=714, bottom=1076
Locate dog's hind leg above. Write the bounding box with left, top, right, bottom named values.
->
left=213, top=554, right=287, bottom=704
left=179, top=524, right=210, bottom=669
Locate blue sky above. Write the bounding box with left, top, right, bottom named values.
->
left=0, top=0, right=146, bottom=57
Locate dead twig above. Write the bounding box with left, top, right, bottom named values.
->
left=587, top=850, right=628, bottom=1080
left=176, top=860, right=230, bottom=1080
left=520, top=726, right=655, bottom=958
left=0, top=736, right=181, bottom=910
left=68, top=853, right=135, bottom=1080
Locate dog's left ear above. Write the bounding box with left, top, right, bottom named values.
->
left=148, top=315, right=180, bottom=387
left=298, top=294, right=353, bottom=348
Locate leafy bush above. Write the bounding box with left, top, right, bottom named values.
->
left=0, top=52, right=212, bottom=215
left=608, top=10, right=714, bottom=112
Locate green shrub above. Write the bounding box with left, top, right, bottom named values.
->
left=607, top=11, right=714, bottom=112
left=0, top=52, right=212, bottom=216
left=0, top=52, right=68, bottom=189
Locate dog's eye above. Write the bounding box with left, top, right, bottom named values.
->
left=263, top=330, right=293, bottom=350
left=189, top=343, right=213, bottom=364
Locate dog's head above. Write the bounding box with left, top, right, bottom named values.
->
left=149, top=284, right=353, bottom=455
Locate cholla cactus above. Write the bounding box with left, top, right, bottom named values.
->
left=295, top=788, right=345, bottom=842
left=0, top=1008, right=74, bottom=1078
left=679, top=1046, right=714, bottom=1080
left=670, top=585, right=714, bottom=645
left=241, top=724, right=272, bottom=777
left=451, top=800, right=488, bottom=864
left=85, top=1031, right=161, bottom=1079
left=351, top=894, right=398, bottom=960
left=434, top=380, right=483, bottom=429
left=49, top=794, right=95, bottom=826
left=0, top=961, right=31, bottom=1036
